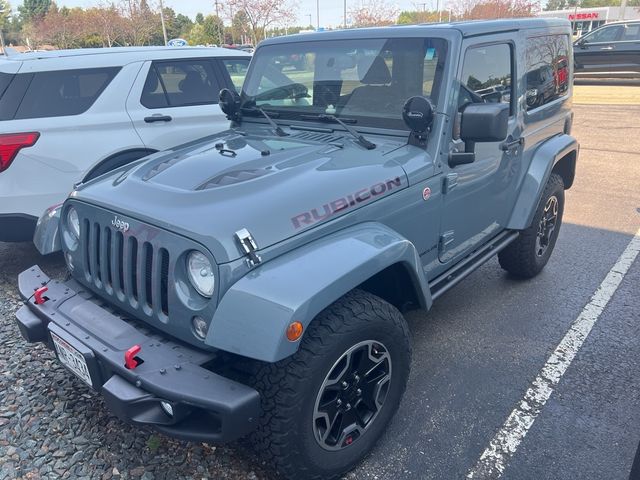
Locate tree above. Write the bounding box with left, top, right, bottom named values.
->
left=223, top=0, right=297, bottom=44
left=450, top=0, right=538, bottom=20
left=397, top=9, right=440, bottom=24
left=18, top=0, right=51, bottom=22
left=202, top=14, right=224, bottom=45
left=174, top=13, right=193, bottom=37
left=349, top=0, right=399, bottom=27
left=195, top=12, right=204, bottom=24
left=0, top=0, right=11, bottom=29
left=231, top=9, right=249, bottom=43
left=117, top=0, right=159, bottom=46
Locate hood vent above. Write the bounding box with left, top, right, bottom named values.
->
left=196, top=168, right=271, bottom=190
left=143, top=155, right=182, bottom=181
left=292, top=131, right=342, bottom=144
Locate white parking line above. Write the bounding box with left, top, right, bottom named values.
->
left=467, top=226, right=640, bottom=479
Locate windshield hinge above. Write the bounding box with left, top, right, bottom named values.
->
left=235, top=228, right=262, bottom=267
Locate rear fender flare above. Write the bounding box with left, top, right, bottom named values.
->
left=507, top=134, right=578, bottom=230
left=206, top=222, right=431, bottom=363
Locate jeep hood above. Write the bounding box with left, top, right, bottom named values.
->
left=75, top=128, right=409, bottom=263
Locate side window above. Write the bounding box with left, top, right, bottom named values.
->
left=141, top=60, right=221, bottom=109
left=622, top=24, right=640, bottom=41
left=459, top=43, right=512, bottom=113
left=585, top=26, right=622, bottom=43
left=221, top=59, right=250, bottom=92
left=525, top=35, right=570, bottom=111
left=14, top=67, right=120, bottom=119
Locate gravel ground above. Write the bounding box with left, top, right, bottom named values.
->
left=0, top=242, right=272, bottom=480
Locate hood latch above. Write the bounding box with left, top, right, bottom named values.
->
left=235, top=228, right=262, bottom=267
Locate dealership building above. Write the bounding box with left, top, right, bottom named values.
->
left=538, top=6, right=640, bottom=36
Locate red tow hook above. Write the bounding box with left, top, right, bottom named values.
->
left=124, top=344, right=142, bottom=369
left=34, top=286, right=49, bottom=305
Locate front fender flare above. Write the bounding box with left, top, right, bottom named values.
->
left=207, top=223, right=430, bottom=363
left=507, top=134, right=578, bottom=230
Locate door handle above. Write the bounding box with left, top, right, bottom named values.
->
left=500, top=137, right=523, bottom=151
left=600, top=46, right=614, bottom=50
left=144, top=115, right=172, bottom=123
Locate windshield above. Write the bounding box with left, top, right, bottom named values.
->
left=242, top=37, right=447, bottom=130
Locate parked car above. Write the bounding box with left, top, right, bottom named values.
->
left=16, top=18, right=578, bottom=480
left=0, top=46, right=250, bottom=242
left=574, top=20, right=640, bottom=76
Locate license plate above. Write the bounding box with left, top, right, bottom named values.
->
left=51, top=332, right=93, bottom=387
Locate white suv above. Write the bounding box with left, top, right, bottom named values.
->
left=0, top=47, right=250, bottom=242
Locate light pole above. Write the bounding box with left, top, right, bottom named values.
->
left=158, top=0, right=168, bottom=46
left=0, top=7, right=6, bottom=56
left=307, top=13, right=312, bottom=27
left=343, top=0, right=347, bottom=29
left=316, top=0, right=320, bottom=30
left=214, top=0, right=223, bottom=46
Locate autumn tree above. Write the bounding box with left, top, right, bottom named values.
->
left=117, top=0, right=159, bottom=46
left=223, top=0, right=297, bottom=44
left=450, top=0, right=538, bottom=20
left=349, top=0, right=399, bottom=27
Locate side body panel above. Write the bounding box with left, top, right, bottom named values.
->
left=507, top=26, right=578, bottom=229
left=0, top=61, right=146, bottom=219
left=207, top=223, right=431, bottom=362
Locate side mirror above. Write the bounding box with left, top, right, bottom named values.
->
left=219, top=88, right=241, bottom=121
left=449, top=103, right=509, bottom=167
left=402, top=96, right=434, bottom=147
left=460, top=103, right=509, bottom=143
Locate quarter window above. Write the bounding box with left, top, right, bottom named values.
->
left=622, top=24, right=640, bottom=41
left=459, top=43, right=512, bottom=113
left=525, top=35, right=570, bottom=111
left=141, top=60, right=221, bottom=109
left=221, top=59, right=250, bottom=92
left=14, top=67, right=120, bottom=119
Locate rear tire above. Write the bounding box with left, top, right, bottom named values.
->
left=499, top=173, right=565, bottom=278
left=249, top=290, right=411, bottom=480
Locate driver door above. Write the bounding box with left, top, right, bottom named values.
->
left=438, top=38, right=523, bottom=264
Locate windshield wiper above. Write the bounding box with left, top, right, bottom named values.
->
left=302, top=114, right=376, bottom=150
left=241, top=106, right=289, bottom=137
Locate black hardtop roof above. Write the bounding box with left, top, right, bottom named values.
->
left=260, top=18, right=570, bottom=46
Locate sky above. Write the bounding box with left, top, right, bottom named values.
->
left=11, top=0, right=428, bottom=28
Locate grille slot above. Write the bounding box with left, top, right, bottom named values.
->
left=82, top=221, right=170, bottom=319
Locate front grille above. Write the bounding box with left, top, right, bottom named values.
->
left=83, top=219, right=170, bottom=319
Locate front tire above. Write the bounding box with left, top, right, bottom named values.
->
left=499, top=173, right=565, bottom=278
left=249, top=290, right=411, bottom=480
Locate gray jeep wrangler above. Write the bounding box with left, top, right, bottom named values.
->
left=16, top=18, right=578, bottom=480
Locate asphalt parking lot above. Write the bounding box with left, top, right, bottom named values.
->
left=1, top=84, right=639, bottom=480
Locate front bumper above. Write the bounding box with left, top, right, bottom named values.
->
left=15, top=265, right=261, bottom=443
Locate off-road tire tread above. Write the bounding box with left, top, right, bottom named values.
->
left=498, top=173, right=564, bottom=278
left=248, top=289, right=411, bottom=480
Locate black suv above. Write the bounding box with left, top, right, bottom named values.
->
left=574, top=21, right=640, bottom=76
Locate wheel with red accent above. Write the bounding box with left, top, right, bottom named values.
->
left=248, top=289, right=411, bottom=480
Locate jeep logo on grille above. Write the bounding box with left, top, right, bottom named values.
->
left=111, top=216, right=130, bottom=233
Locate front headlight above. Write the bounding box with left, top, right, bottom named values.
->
left=67, top=207, right=80, bottom=239
left=187, top=251, right=215, bottom=298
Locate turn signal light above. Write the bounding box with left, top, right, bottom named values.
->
left=286, top=321, right=304, bottom=342
left=0, top=132, right=40, bottom=173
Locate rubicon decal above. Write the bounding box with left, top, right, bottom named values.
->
left=291, top=177, right=403, bottom=229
